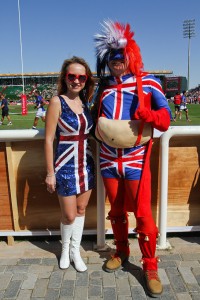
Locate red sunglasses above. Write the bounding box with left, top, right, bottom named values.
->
left=66, top=73, right=88, bottom=83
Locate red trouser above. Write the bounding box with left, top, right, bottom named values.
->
left=103, top=177, right=159, bottom=271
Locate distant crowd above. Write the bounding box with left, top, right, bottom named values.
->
left=186, top=90, right=200, bottom=104
left=168, top=90, right=200, bottom=104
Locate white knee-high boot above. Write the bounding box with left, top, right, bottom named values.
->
left=59, top=223, right=73, bottom=269
left=70, top=216, right=87, bottom=272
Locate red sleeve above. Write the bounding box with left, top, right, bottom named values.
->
left=150, top=108, right=170, bottom=132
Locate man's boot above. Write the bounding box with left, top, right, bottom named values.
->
left=105, top=213, right=130, bottom=272
left=142, top=257, right=163, bottom=297
left=136, top=217, right=163, bottom=297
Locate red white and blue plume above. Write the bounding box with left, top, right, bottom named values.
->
left=94, top=20, right=143, bottom=77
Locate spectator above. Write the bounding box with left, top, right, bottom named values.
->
left=92, top=20, right=171, bottom=297
left=44, top=56, right=95, bottom=272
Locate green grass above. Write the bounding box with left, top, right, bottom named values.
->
left=0, top=104, right=45, bottom=130
left=169, top=103, right=200, bottom=126
left=0, top=103, right=200, bottom=130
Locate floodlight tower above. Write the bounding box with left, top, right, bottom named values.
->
left=183, top=19, right=195, bottom=90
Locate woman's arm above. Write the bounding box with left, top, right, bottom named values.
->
left=44, top=96, right=60, bottom=193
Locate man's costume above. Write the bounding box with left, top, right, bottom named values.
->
left=93, top=20, right=171, bottom=297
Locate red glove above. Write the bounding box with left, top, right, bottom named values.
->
left=134, top=107, right=154, bottom=122
left=134, top=107, right=170, bottom=132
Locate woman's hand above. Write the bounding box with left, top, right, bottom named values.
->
left=45, top=174, right=56, bottom=193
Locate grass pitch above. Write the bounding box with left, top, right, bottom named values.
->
left=0, top=104, right=45, bottom=130
left=0, top=103, right=200, bottom=130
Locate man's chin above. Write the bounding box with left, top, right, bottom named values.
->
left=112, top=69, right=126, bottom=77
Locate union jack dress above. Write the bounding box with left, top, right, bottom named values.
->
left=54, top=96, right=95, bottom=196
left=99, top=73, right=170, bottom=180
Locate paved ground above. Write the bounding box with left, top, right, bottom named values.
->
left=0, top=234, right=200, bottom=299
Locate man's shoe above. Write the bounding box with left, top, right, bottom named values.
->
left=7, top=122, right=12, bottom=126
left=104, top=252, right=128, bottom=273
left=144, top=270, right=163, bottom=297
left=32, top=126, right=37, bottom=129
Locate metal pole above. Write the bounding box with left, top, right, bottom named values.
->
left=187, top=37, right=190, bottom=90
left=158, top=133, right=170, bottom=248
left=18, top=0, right=25, bottom=94
left=96, top=144, right=106, bottom=250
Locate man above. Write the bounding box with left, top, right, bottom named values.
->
left=32, top=90, right=46, bottom=129
left=93, top=20, right=171, bottom=297
left=173, top=92, right=182, bottom=121
left=0, top=94, right=12, bottom=126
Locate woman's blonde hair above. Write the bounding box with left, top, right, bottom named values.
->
left=57, top=56, right=95, bottom=103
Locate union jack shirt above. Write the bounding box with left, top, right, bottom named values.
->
left=99, top=73, right=170, bottom=179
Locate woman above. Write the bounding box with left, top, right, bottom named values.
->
left=93, top=21, right=171, bottom=297
left=45, top=56, right=95, bottom=272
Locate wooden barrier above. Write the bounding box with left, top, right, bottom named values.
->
left=0, top=139, right=97, bottom=233
left=0, top=132, right=200, bottom=242
left=165, top=136, right=200, bottom=227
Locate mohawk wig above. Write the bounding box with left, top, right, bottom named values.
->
left=94, top=20, right=144, bottom=77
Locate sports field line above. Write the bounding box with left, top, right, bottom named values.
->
left=10, top=118, right=35, bottom=121
left=10, top=112, right=35, bottom=115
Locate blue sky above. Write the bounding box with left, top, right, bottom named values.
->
left=0, top=0, right=199, bottom=89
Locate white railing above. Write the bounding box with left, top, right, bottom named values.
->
left=0, top=128, right=45, bottom=141
left=0, top=129, right=105, bottom=248
left=158, top=126, right=200, bottom=248
left=1, top=127, right=200, bottom=249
